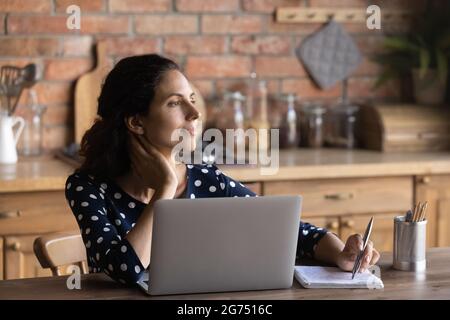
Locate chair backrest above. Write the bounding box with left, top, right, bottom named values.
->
left=34, top=231, right=88, bottom=276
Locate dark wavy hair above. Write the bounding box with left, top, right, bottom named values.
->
left=78, top=54, right=180, bottom=179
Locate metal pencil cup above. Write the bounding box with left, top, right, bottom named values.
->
left=393, top=216, right=426, bottom=272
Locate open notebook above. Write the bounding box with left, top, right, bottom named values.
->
left=294, top=266, right=384, bottom=289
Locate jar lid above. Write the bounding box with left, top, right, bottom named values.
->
left=332, top=103, right=359, bottom=114
left=302, top=103, right=326, bottom=115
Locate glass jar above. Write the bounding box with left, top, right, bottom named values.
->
left=301, top=103, right=326, bottom=148
left=17, top=90, right=46, bottom=156
left=278, top=93, right=300, bottom=149
left=325, top=103, right=359, bottom=149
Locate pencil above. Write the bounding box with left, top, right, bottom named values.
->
left=419, top=202, right=428, bottom=222
left=412, top=202, right=420, bottom=222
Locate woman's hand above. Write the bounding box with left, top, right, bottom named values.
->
left=129, top=133, right=178, bottom=196
left=336, top=234, right=380, bottom=273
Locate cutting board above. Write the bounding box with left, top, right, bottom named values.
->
left=74, top=41, right=111, bottom=145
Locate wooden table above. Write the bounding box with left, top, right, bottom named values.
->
left=1, top=248, right=449, bottom=300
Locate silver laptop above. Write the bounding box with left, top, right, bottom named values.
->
left=137, top=195, right=301, bottom=296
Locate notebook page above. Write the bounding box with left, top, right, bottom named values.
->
left=294, top=266, right=384, bottom=289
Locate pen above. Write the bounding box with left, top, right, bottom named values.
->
left=351, top=216, right=374, bottom=279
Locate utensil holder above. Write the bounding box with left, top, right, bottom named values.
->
left=393, top=216, right=426, bottom=272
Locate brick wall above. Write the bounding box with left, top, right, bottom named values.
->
left=0, top=0, right=427, bottom=150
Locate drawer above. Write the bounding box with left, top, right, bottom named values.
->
left=264, top=177, right=412, bottom=216
left=4, top=234, right=54, bottom=279
left=0, top=191, right=78, bottom=235
left=243, top=182, right=262, bottom=195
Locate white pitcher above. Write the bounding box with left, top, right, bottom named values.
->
left=0, top=113, right=25, bottom=164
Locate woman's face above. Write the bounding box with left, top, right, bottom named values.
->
left=140, top=69, right=201, bottom=155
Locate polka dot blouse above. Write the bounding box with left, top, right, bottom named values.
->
left=65, top=163, right=328, bottom=286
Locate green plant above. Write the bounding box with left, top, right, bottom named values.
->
left=372, top=3, right=450, bottom=88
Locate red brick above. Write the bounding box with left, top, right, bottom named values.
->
left=164, top=36, right=226, bottom=55
left=34, top=82, right=73, bottom=105
left=0, top=38, right=61, bottom=56
left=308, top=0, right=368, bottom=7
left=282, top=79, right=342, bottom=99
left=8, top=15, right=76, bottom=34
left=216, top=79, right=279, bottom=96
left=135, top=15, right=198, bottom=35
left=185, top=56, right=252, bottom=79
left=347, top=77, right=401, bottom=99
left=44, top=58, right=94, bottom=81
left=255, top=57, right=305, bottom=78
left=0, top=14, right=5, bottom=34
left=341, top=22, right=384, bottom=35
left=371, top=0, right=427, bottom=11
left=231, top=35, right=291, bottom=55
left=354, top=35, right=386, bottom=54
left=202, top=15, right=262, bottom=34
left=43, top=105, right=71, bottom=126
left=0, top=58, right=42, bottom=69
left=55, top=0, right=105, bottom=12
left=353, top=58, right=381, bottom=77
left=0, top=0, right=51, bottom=13
left=80, top=16, right=130, bottom=34
left=8, top=15, right=129, bottom=35
left=62, top=36, right=94, bottom=56
left=190, top=80, right=214, bottom=99
left=98, top=37, right=160, bottom=56
left=242, top=0, right=299, bottom=13
left=43, top=125, right=72, bottom=150
left=110, top=0, right=170, bottom=13
left=176, top=0, right=239, bottom=12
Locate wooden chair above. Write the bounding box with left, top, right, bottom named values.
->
left=33, top=231, right=88, bottom=276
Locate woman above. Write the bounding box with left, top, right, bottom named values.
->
left=65, top=54, right=380, bottom=285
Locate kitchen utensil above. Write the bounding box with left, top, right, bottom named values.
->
left=0, top=65, right=23, bottom=115
left=20, top=63, right=39, bottom=89
left=393, top=215, right=427, bottom=272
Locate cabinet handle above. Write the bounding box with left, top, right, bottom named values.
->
left=10, top=242, right=21, bottom=251
left=342, top=220, right=355, bottom=228
left=326, top=221, right=339, bottom=230
left=418, top=177, right=431, bottom=184
left=0, top=210, right=21, bottom=219
left=324, top=192, right=354, bottom=200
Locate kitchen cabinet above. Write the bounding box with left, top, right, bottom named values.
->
left=415, top=175, right=450, bottom=247
left=303, top=216, right=340, bottom=236
left=339, top=212, right=401, bottom=252
left=4, top=234, right=53, bottom=279
left=0, top=191, right=78, bottom=279
left=2, top=151, right=450, bottom=280
left=302, top=213, right=402, bottom=253
left=263, top=177, right=413, bottom=252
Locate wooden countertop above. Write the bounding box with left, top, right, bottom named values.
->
left=2, top=149, right=450, bottom=192
left=0, top=247, right=449, bottom=300
left=219, top=148, right=450, bottom=181
left=0, top=155, right=74, bottom=193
